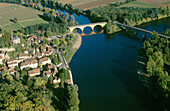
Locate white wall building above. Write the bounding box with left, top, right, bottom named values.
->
left=39, top=57, right=51, bottom=65
left=28, top=68, right=40, bottom=77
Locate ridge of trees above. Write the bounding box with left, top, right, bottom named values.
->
left=86, top=4, right=170, bottom=25
left=139, top=30, right=170, bottom=110
left=112, top=0, right=136, bottom=7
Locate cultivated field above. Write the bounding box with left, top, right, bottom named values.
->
left=56, top=0, right=125, bottom=9
left=120, top=1, right=157, bottom=8
left=56, top=0, right=170, bottom=9
left=0, top=3, right=47, bottom=31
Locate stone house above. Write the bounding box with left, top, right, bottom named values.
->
left=19, top=54, right=31, bottom=59
left=5, top=52, right=10, bottom=59
left=34, top=53, right=44, bottom=58
left=43, top=70, right=51, bottom=78
left=20, top=58, right=38, bottom=70
left=28, top=68, right=40, bottom=77
left=9, top=68, right=16, bottom=75
left=29, top=48, right=35, bottom=55
left=0, top=51, right=5, bottom=59
left=8, top=62, right=18, bottom=68
left=12, top=35, right=20, bottom=44
left=39, top=57, right=51, bottom=65
left=53, top=77, right=61, bottom=84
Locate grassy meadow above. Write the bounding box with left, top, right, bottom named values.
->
left=0, top=3, right=47, bottom=31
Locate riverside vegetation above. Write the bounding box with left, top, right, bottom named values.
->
left=85, top=4, right=170, bottom=33
left=138, top=30, right=170, bottom=111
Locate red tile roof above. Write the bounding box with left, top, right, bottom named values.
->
left=39, top=57, right=49, bottom=64
left=28, top=68, right=40, bottom=75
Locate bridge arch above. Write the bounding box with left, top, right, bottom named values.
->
left=94, top=25, right=103, bottom=33
left=83, top=26, right=93, bottom=34
left=69, top=22, right=107, bottom=35
left=72, top=28, right=83, bottom=34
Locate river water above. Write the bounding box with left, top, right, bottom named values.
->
left=69, top=13, right=170, bottom=111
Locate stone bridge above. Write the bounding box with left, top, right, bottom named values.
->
left=69, top=22, right=107, bottom=35
left=68, top=21, right=170, bottom=38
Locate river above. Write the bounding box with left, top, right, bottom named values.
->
left=68, top=13, right=169, bottom=111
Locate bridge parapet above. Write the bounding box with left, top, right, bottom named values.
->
left=69, top=22, right=107, bottom=33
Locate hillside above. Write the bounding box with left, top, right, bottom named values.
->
left=0, top=3, right=47, bottom=31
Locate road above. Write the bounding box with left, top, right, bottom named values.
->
left=56, top=50, right=67, bottom=69
left=56, top=50, right=73, bottom=85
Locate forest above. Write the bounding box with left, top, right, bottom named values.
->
left=138, top=30, right=170, bottom=110
left=86, top=4, right=170, bottom=25
left=0, top=72, right=79, bottom=110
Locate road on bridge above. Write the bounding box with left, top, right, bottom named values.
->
left=68, top=21, right=170, bottom=38
left=113, top=21, right=170, bottom=39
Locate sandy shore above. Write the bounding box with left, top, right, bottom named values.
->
left=68, top=33, right=82, bottom=63
left=72, top=34, right=82, bottom=49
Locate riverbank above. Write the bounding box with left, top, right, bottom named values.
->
left=67, top=33, right=82, bottom=63
left=103, top=15, right=170, bottom=36
left=64, top=33, right=82, bottom=85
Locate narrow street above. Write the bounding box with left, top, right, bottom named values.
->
left=56, top=50, right=67, bottom=69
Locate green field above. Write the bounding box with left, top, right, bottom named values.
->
left=162, top=1, right=170, bottom=4
left=120, top=1, right=157, bottom=8
left=19, top=18, right=48, bottom=27
left=0, top=3, right=47, bottom=31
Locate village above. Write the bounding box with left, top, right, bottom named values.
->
left=0, top=33, right=73, bottom=86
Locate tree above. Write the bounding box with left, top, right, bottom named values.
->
left=25, top=27, right=29, bottom=35
left=146, top=56, right=156, bottom=76
left=6, top=75, right=13, bottom=82
left=151, top=31, right=159, bottom=38
left=20, top=70, right=27, bottom=80
left=34, top=77, right=47, bottom=89
left=43, top=38, right=51, bottom=45
left=13, top=17, right=18, bottom=23
left=20, top=101, right=34, bottom=111
left=67, top=85, right=80, bottom=111
left=20, top=28, right=25, bottom=34
left=49, top=75, right=53, bottom=82
left=51, top=57, right=57, bottom=65
left=46, top=31, right=52, bottom=38
left=63, top=40, right=68, bottom=47
left=146, top=48, right=153, bottom=57
left=15, top=72, right=20, bottom=80
left=58, top=72, right=65, bottom=80
left=1, top=69, right=10, bottom=77
left=52, top=38, right=60, bottom=46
